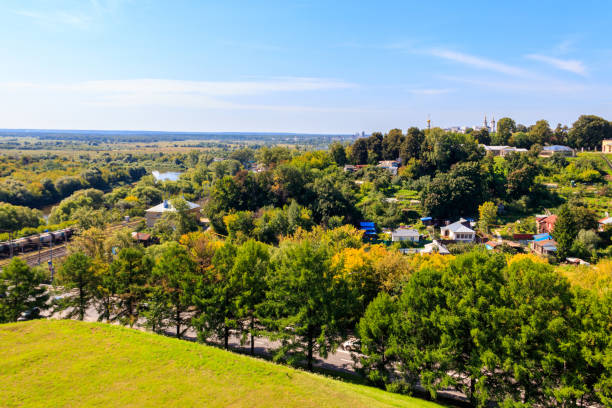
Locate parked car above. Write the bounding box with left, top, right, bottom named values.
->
left=17, top=307, right=41, bottom=321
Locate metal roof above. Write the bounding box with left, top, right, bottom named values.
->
left=392, top=228, right=419, bottom=237
left=440, top=221, right=475, bottom=233
left=146, top=200, right=200, bottom=213
left=542, top=145, right=573, bottom=151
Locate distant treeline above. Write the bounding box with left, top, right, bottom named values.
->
left=0, top=129, right=356, bottom=145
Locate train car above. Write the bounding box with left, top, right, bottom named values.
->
left=51, top=229, right=71, bottom=243
left=0, top=241, right=9, bottom=257
left=0, top=226, right=76, bottom=258
left=38, top=232, right=53, bottom=244
left=13, top=237, right=32, bottom=252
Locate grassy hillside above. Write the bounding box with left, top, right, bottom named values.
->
left=0, top=320, right=445, bottom=408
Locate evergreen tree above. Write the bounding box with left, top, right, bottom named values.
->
left=0, top=258, right=49, bottom=323
left=495, top=258, right=577, bottom=406
left=357, top=292, right=397, bottom=387
left=554, top=204, right=579, bottom=260
left=230, top=239, right=270, bottom=354
left=57, top=252, right=96, bottom=320
left=390, top=266, right=450, bottom=397
left=192, top=241, right=238, bottom=349
left=149, top=242, right=197, bottom=338
left=261, top=240, right=352, bottom=370
left=439, top=251, right=506, bottom=406
left=110, top=247, right=150, bottom=326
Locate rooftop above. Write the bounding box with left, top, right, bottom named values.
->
left=542, top=145, right=573, bottom=151
left=420, top=240, right=451, bottom=255
left=533, top=233, right=552, bottom=241
left=391, top=228, right=419, bottom=237
left=146, top=200, right=200, bottom=213
left=441, top=220, right=475, bottom=233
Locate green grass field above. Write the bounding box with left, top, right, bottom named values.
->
left=0, top=320, right=445, bottom=408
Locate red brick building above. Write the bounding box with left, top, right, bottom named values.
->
left=536, top=215, right=557, bottom=234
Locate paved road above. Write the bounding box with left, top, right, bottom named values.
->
left=49, top=301, right=357, bottom=372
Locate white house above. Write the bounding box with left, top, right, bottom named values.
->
left=440, top=220, right=476, bottom=242
left=391, top=228, right=419, bottom=242
left=598, top=216, right=612, bottom=232
left=539, top=145, right=575, bottom=157
left=419, top=240, right=451, bottom=255
left=145, top=199, right=201, bottom=228
left=377, top=160, right=400, bottom=176
left=483, top=145, right=528, bottom=157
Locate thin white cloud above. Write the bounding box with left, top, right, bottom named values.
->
left=12, top=0, right=127, bottom=29
left=440, top=75, right=589, bottom=94
left=407, top=88, right=453, bottom=95
left=71, top=77, right=355, bottom=95
left=525, top=54, right=586, bottom=76
left=555, top=39, right=577, bottom=54
left=429, top=49, right=532, bottom=77
left=13, top=10, right=92, bottom=28
left=0, top=77, right=357, bottom=110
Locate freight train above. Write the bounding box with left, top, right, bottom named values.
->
left=0, top=228, right=75, bottom=258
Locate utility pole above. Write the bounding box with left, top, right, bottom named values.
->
left=1, top=230, right=14, bottom=259
left=38, top=233, right=41, bottom=266
left=46, top=229, right=53, bottom=271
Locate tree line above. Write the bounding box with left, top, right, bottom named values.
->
left=0, top=225, right=610, bottom=407
left=357, top=252, right=611, bottom=407
left=338, top=115, right=612, bottom=169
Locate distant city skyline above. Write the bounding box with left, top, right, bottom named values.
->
left=1, top=1, right=611, bottom=133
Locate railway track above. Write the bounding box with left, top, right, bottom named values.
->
left=0, top=219, right=143, bottom=269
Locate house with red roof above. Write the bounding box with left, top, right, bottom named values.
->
left=598, top=216, right=612, bottom=232
left=536, top=215, right=557, bottom=234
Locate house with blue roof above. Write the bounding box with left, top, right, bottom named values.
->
left=530, top=233, right=558, bottom=256
left=359, top=221, right=377, bottom=241
left=532, top=233, right=552, bottom=241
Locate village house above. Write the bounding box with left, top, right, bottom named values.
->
left=440, top=219, right=476, bottom=242
left=602, top=139, right=612, bottom=153
left=536, top=215, right=557, bottom=234
left=485, top=240, right=523, bottom=252
left=599, top=216, right=612, bottom=232
left=145, top=199, right=201, bottom=228
left=377, top=160, right=400, bottom=176
left=131, top=231, right=156, bottom=246
left=419, top=240, right=451, bottom=255
left=390, top=228, right=420, bottom=242
left=531, top=238, right=558, bottom=256
left=483, top=145, right=528, bottom=157
left=539, top=145, right=575, bottom=157
left=359, top=221, right=378, bottom=241
left=530, top=233, right=558, bottom=256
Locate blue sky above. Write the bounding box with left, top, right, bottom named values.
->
left=1, top=0, right=611, bottom=133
